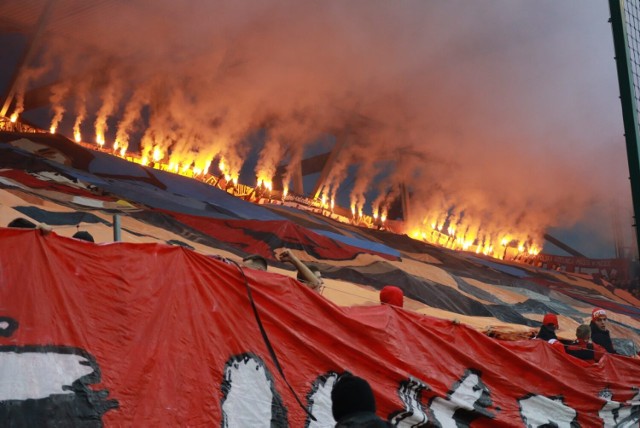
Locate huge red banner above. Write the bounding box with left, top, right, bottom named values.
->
left=0, top=229, right=638, bottom=426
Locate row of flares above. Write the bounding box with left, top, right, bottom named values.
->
left=7, top=108, right=542, bottom=261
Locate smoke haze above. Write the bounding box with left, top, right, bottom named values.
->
left=3, top=0, right=631, bottom=255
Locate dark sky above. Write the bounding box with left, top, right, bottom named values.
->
left=0, top=0, right=633, bottom=258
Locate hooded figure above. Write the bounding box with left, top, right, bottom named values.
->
left=590, top=308, right=616, bottom=354
left=331, top=374, right=391, bottom=427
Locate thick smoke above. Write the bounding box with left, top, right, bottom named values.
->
left=5, top=0, right=630, bottom=254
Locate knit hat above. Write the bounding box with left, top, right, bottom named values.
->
left=331, top=374, right=376, bottom=421
left=542, top=313, right=559, bottom=329
left=592, top=308, right=607, bottom=321
left=380, top=285, right=404, bottom=308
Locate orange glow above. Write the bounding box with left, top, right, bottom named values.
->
left=49, top=126, right=56, bottom=134
left=9, top=113, right=18, bottom=123
left=74, top=131, right=81, bottom=143
left=96, top=133, right=105, bottom=146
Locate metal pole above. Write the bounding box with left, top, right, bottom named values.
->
left=113, top=214, right=121, bottom=242
left=609, top=0, right=640, bottom=260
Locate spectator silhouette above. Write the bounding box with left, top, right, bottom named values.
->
left=331, top=374, right=391, bottom=427
left=72, top=231, right=95, bottom=243
left=7, top=218, right=37, bottom=228
left=242, top=254, right=268, bottom=271
left=277, top=249, right=323, bottom=291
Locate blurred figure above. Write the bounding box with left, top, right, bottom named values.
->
left=72, top=231, right=95, bottom=243
left=278, top=249, right=323, bottom=291
left=331, top=374, right=391, bottom=427
left=565, top=324, right=605, bottom=363
left=379, top=285, right=404, bottom=308
left=7, top=217, right=52, bottom=235
left=241, top=254, right=268, bottom=271
left=590, top=308, right=617, bottom=354
left=7, top=218, right=37, bottom=228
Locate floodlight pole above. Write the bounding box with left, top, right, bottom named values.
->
left=609, top=0, right=640, bottom=260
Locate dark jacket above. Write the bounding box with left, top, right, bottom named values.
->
left=564, top=339, right=606, bottom=362
left=335, top=412, right=392, bottom=427
left=536, top=324, right=557, bottom=341
left=590, top=321, right=616, bottom=354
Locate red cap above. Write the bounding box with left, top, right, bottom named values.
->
left=380, top=285, right=404, bottom=308
left=592, top=308, right=607, bottom=321
left=542, top=313, right=559, bottom=329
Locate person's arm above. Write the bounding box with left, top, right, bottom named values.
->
left=277, top=249, right=322, bottom=289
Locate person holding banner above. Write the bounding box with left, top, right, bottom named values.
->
left=535, top=313, right=566, bottom=353
left=590, top=308, right=617, bottom=354
left=565, top=324, right=606, bottom=363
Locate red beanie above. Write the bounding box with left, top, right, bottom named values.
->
left=542, top=313, right=559, bottom=329
left=592, top=308, right=607, bottom=321
left=380, top=285, right=404, bottom=308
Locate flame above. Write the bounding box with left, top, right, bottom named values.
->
left=96, top=133, right=105, bottom=146
left=330, top=198, right=335, bottom=211
left=119, top=147, right=126, bottom=157
left=380, top=213, right=387, bottom=223
left=141, top=156, right=149, bottom=166
left=74, top=131, right=81, bottom=142
left=49, top=125, right=56, bottom=134
left=152, top=147, right=162, bottom=162
left=9, top=113, right=18, bottom=123
left=283, top=186, right=289, bottom=198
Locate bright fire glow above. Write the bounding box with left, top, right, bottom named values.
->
left=74, top=131, right=81, bottom=142
left=9, top=113, right=18, bottom=123
left=50, top=126, right=56, bottom=134
left=96, top=133, right=105, bottom=146
left=152, top=147, right=162, bottom=162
